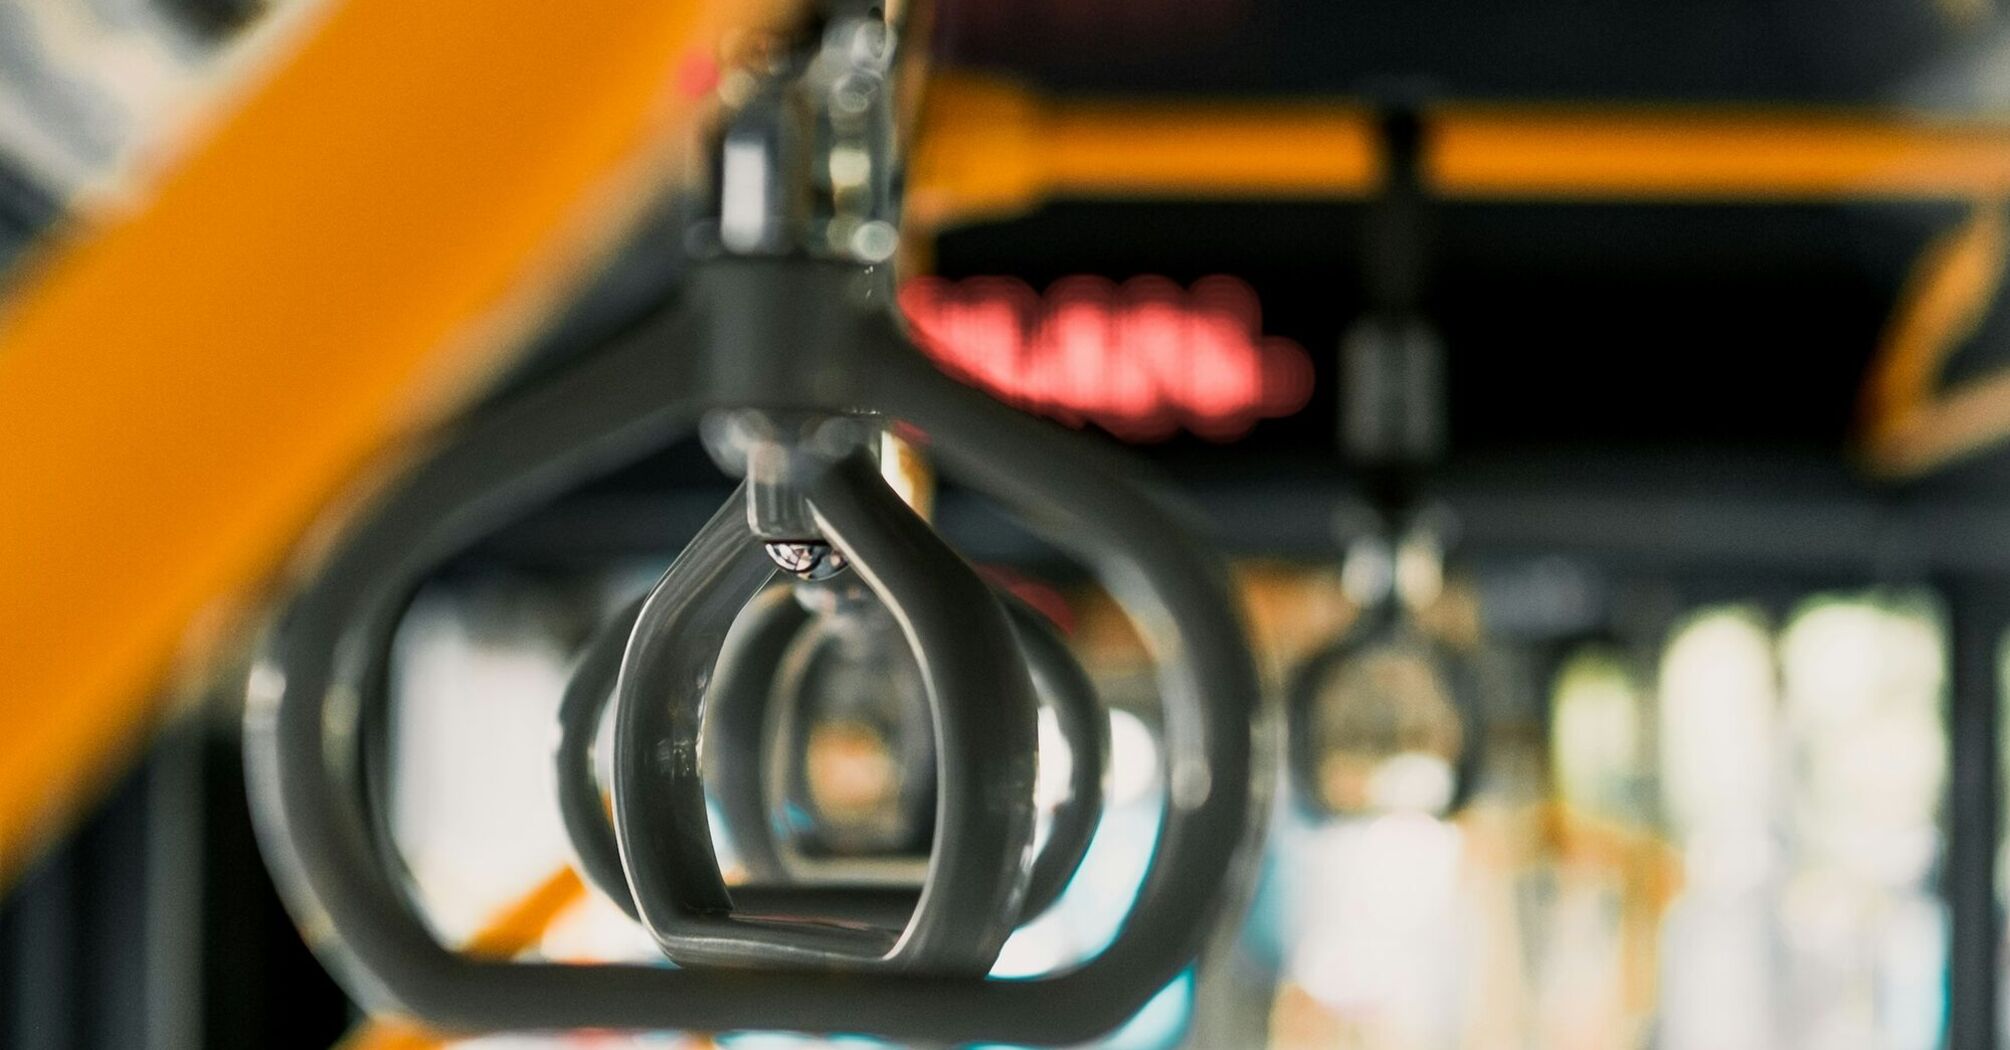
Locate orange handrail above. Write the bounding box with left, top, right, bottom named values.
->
left=0, top=0, right=799, bottom=879
left=1859, top=201, right=2010, bottom=476
left=907, top=75, right=1380, bottom=227
left=1433, top=106, right=2010, bottom=199
left=909, top=74, right=2010, bottom=228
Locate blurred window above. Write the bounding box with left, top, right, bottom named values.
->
left=1261, top=591, right=1949, bottom=1050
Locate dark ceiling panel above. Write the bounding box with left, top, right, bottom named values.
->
left=932, top=198, right=1963, bottom=457
left=937, top=0, right=2006, bottom=107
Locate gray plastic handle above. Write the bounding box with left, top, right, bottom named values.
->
left=1284, top=603, right=1484, bottom=817
left=609, top=451, right=1037, bottom=973
left=245, top=258, right=1260, bottom=1045
left=708, top=587, right=1104, bottom=918
left=558, top=558, right=1104, bottom=926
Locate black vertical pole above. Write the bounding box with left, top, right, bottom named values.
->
left=1944, top=581, right=2003, bottom=1050
left=2, top=846, right=80, bottom=1050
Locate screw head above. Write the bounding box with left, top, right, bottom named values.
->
left=765, top=540, right=849, bottom=581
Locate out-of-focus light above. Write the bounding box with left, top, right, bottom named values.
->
left=1550, top=652, right=1644, bottom=822
left=390, top=591, right=578, bottom=943
left=1281, top=811, right=1464, bottom=1038
left=1658, top=610, right=1777, bottom=835
left=1779, top=600, right=1947, bottom=884
left=991, top=708, right=1166, bottom=980
left=1366, top=752, right=1458, bottom=814
left=1034, top=706, right=1075, bottom=811
left=1107, top=707, right=1163, bottom=805
left=900, top=275, right=1315, bottom=442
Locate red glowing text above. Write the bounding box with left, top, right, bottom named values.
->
left=901, top=274, right=1315, bottom=442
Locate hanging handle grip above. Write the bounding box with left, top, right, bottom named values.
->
left=246, top=258, right=1260, bottom=1044
left=560, top=563, right=1105, bottom=924
left=610, top=451, right=1038, bottom=974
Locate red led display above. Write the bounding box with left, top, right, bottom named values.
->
left=901, top=275, right=1315, bottom=442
